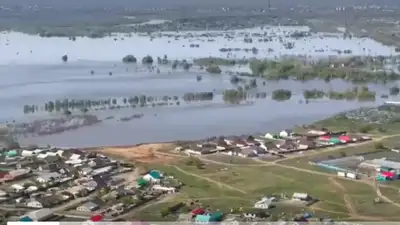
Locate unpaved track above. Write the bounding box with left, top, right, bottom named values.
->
left=173, top=166, right=247, bottom=194
left=329, top=177, right=357, bottom=215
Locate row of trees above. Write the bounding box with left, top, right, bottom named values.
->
left=23, top=92, right=216, bottom=114
left=249, top=59, right=399, bottom=84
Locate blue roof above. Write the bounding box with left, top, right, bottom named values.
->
left=20, top=216, right=33, bottom=222
left=195, top=214, right=211, bottom=222
left=148, top=170, right=161, bottom=179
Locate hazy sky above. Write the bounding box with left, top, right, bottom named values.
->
left=1, top=0, right=398, bottom=9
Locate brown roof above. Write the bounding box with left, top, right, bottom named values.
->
left=264, top=142, right=278, bottom=150
left=298, top=139, right=316, bottom=147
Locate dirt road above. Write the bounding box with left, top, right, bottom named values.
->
left=173, top=166, right=247, bottom=194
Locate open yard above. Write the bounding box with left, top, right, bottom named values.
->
left=135, top=158, right=400, bottom=220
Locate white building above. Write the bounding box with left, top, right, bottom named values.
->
left=152, top=185, right=176, bottom=193
left=36, top=172, right=60, bottom=183
left=254, top=197, right=272, bottom=209
left=279, top=130, right=293, bottom=138
left=292, top=192, right=310, bottom=201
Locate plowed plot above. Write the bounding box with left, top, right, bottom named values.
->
left=95, top=143, right=177, bottom=164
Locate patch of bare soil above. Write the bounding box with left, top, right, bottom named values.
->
left=94, top=143, right=177, bottom=164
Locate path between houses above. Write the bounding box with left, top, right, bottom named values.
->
left=173, top=166, right=247, bottom=194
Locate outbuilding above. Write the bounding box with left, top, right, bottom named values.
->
left=338, top=135, right=351, bottom=143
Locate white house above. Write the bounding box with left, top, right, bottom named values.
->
left=26, top=200, right=44, bottom=208
left=10, top=184, right=25, bottom=192
left=36, top=172, right=61, bottom=183
left=292, top=192, right=310, bottom=201
left=279, top=130, right=293, bottom=138
left=22, top=208, right=54, bottom=221
left=264, top=133, right=274, bottom=139
left=21, top=150, right=34, bottom=157
left=152, top=185, right=176, bottom=194
left=254, top=197, right=272, bottom=209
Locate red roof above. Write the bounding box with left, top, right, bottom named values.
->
left=381, top=171, right=395, bottom=178
left=191, top=208, right=205, bottom=215
left=339, top=136, right=351, bottom=142
left=90, top=215, right=103, bottom=222
left=0, top=172, right=8, bottom=179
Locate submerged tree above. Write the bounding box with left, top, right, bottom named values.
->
left=142, top=55, right=154, bottom=64
left=61, top=55, right=68, bottom=62
left=122, top=55, right=137, bottom=63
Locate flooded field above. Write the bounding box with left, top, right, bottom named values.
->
left=1, top=27, right=399, bottom=147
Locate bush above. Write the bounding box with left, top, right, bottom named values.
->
left=122, top=55, right=137, bottom=63
left=206, top=65, right=222, bottom=74
left=142, top=55, right=154, bottom=64
left=389, top=86, right=400, bottom=95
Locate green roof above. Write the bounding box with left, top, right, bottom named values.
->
left=137, top=178, right=148, bottom=186
left=328, top=138, right=341, bottom=144
left=209, top=212, right=223, bottom=221
left=195, top=215, right=211, bottom=222
left=6, top=150, right=17, bottom=157
left=148, top=170, right=162, bottom=179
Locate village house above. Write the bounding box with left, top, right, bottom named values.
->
left=278, top=140, right=298, bottom=152
left=20, top=208, right=54, bottom=221
left=279, top=129, right=293, bottom=138
left=209, top=137, right=231, bottom=150
left=224, top=136, right=248, bottom=148
left=241, top=135, right=260, bottom=146
left=10, top=183, right=25, bottom=193
left=91, top=166, right=113, bottom=176
left=238, top=148, right=258, bottom=158
left=143, top=170, right=162, bottom=183
left=77, top=201, right=101, bottom=212
left=263, top=133, right=276, bottom=139
left=0, top=169, right=31, bottom=182
left=25, top=195, right=63, bottom=208
left=297, top=138, right=316, bottom=150
left=254, top=197, right=273, bottom=209
left=307, top=129, right=328, bottom=136
left=79, top=167, right=93, bottom=176
left=292, top=192, right=311, bottom=201
left=242, top=210, right=269, bottom=220
left=152, top=185, right=176, bottom=194
left=184, top=147, right=214, bottom=155
left=63, top=185, right=89, bottom=198
left=261, top=142, right=279, bottom=152
left=247, top=146, right=267, bottom=155
left=36, top=172, right=61, bottom=183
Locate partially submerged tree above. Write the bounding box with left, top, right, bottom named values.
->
left=142, top=55, right=154, bottom=64
left=61, top=55, right=68, bottom=62
left=122, top=55, right=137, bottom=63
left=205, top=65, right=222, bottom=74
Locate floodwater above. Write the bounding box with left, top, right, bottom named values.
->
left=0, top=27, right=399, bottom=147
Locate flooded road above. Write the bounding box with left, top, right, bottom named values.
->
left=0, top=27, right=399, bottom=147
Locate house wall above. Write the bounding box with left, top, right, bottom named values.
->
left=26, top=201, right=43, bottom=208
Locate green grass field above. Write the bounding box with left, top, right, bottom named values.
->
left=133, top=159, right=400, bottom=221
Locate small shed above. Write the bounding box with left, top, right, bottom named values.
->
left=191, top=208, right=205, bottom=216
left=328, top=137, right=341, bottom=145
left=90, top=214, right=103, bottom=222
left=381, top=171, right=395, bottom=179
left=6, top=150, right=17, bottom=157
left=137, top=178, right=148, bottom=187
left=318, top=136, right=331, bottom=141
left=148, top=170, right=162, bottom=179
left=338, top=135, right=351, bottom=143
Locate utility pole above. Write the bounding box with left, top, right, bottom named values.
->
left=268, top=0, right=271, bottom=10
